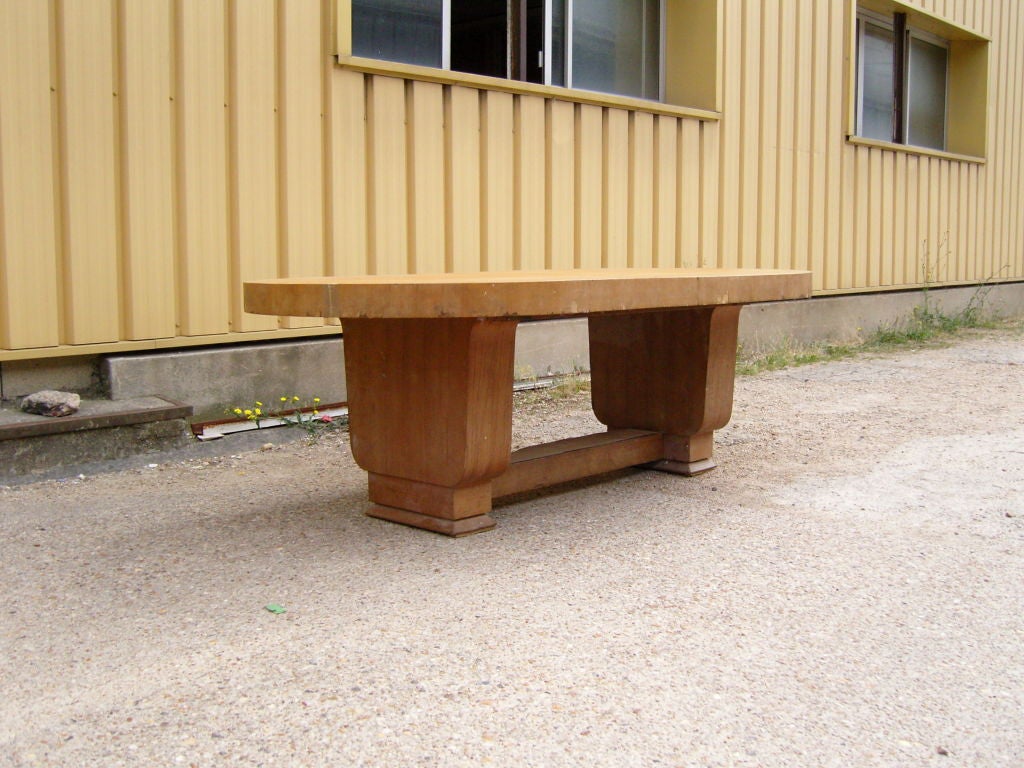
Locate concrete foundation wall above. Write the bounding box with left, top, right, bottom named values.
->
left=513, top=319, right=590, bottom=380
left=738, top=282, right=1024, bottom=353
left=2, top=282, right=1020, bottom=419
left=0, top=357, right=100, bottom=401
left=103, top=339, right=348, bottom=420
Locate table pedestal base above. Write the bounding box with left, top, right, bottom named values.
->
left=342, top=306, right=742, bottom=536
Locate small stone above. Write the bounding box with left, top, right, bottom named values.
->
left=261, top=443, right=274, bottom=451
left=20, top=390, right=81, bottom=417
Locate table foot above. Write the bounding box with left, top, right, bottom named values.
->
left=644, top=432, right=717, bottom=475
left=646, top=457, right=717, bottom=476
left=367, top=474, right=495, bottom=536
left=367, top=505, right=496, bottom=537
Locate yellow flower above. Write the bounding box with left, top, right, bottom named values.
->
left=244, top=409, right=253, bottom=416
left=233, top=408, right=243, bottom=415
left=313, top=397, right=320, bottom=403
left=280, top=396, right=287, bottom=402
left=254, top=408, right=262, bottom=416
left=292, top=395, right=300, bottom=402
left=312, top=410, right=319, bottom=416
left=255, top=401, right=263, bottom=407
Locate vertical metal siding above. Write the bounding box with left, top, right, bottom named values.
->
left=515, top=94, right=547, bottom=271
left=330, top=68, right=368, bottom=277
left=547, top=100, right=575, bottom=271
left=0, top=1, right=61, bottom=349
left=575, top=104, right=603, bottom=269
left=230, top=0, right=278, bottom=334
left=176, top=0, right=230, bottom=337
left=121, top=0, right=177, bottom=340
left=712, top=0, right=1024, bottom=292
left=0, top=0, right=1022, bottom=359
left=407, top=81, right=446, bottom=274
left=60, top=0, right=120, bottom=344
left=446, top=85, right=481, bottom=273
left=480, top=90, right=515, bottom=272
left=279, top=0, right=325, bottom=329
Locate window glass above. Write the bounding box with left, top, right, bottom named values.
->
left=352, top=0, right=443, bottom=68
left=907, top=36, right=947, bottom=150
left=859, top=20, right=895, bottom=142
left=852, top=2, right=987, bottom=157
left=549, top=0, right=567, bottom=88
left=571, top=0, right=659, bottom=100
left=351, top=0, right=661, bottom=102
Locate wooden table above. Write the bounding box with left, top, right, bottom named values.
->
left=244, top=269, right=812, bottom=536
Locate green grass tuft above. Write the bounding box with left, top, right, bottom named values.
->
left=737, top=296, right=1021, bottom=377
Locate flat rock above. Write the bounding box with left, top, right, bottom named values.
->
left=20, top=390, right=81, bottom=418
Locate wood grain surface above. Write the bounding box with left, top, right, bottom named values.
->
left=244, top=268, right=811, bottom=320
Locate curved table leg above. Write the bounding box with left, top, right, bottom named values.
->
left=588, top=305, right=741, bottom=476
left=341, top=317, right=519, bottom=536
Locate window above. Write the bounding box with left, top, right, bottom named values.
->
left=906, top=33, right=948, bottom=149
left=856, top=9, right=949, bottom=151
left=351, top=0, right=663, bottom=101
left=851, top=2, right=989, bottom=159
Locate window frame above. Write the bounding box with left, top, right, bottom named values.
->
left=854, top=8, right=897, bottom=144
left=847, top=0, right=988, bottom=162
left=904, top=26, right=949, bottom=150
left=335, top=0, right=718, bottom=121
left=350, top=0, right=666, bottom=100
left=854, top=8, right=950, bottom=152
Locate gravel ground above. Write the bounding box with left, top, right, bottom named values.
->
left=1, top=325, right=1022, bottom=767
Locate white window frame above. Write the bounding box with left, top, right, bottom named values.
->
left=440, top=1, right=451, bottom=70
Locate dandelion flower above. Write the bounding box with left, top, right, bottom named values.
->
left=244, top=409, right=253, bottom=416
left=233, top=408, right=243, bottom=415
left=292, top=395, right=300, bottom=402
left=313, top=397, right=321, bottom=403
left=280, top=396, right=288, bottom=402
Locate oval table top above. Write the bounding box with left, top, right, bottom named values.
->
left=244, top=268, right=812, bottom=320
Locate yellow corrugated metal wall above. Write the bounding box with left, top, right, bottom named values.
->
left=0, top=0, right=336, bottom=354
left=331, top=72, right=719, bottom=275
left=718, top=0, right=1024, bottom=294
left=1, top=0, right=1022, bottom=359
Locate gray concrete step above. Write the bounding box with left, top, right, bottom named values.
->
left=0, top=396, right=193, bottom=479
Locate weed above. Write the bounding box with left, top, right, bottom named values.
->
left=738, top=285, right=1017, bottom=376
left=228, top=395, right=339, bottom=443
left=546, top=374, right=591, bottom=399
left=735, top=339, right=860, bottom=376
left=738, top=238, right=1014, bottom=376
